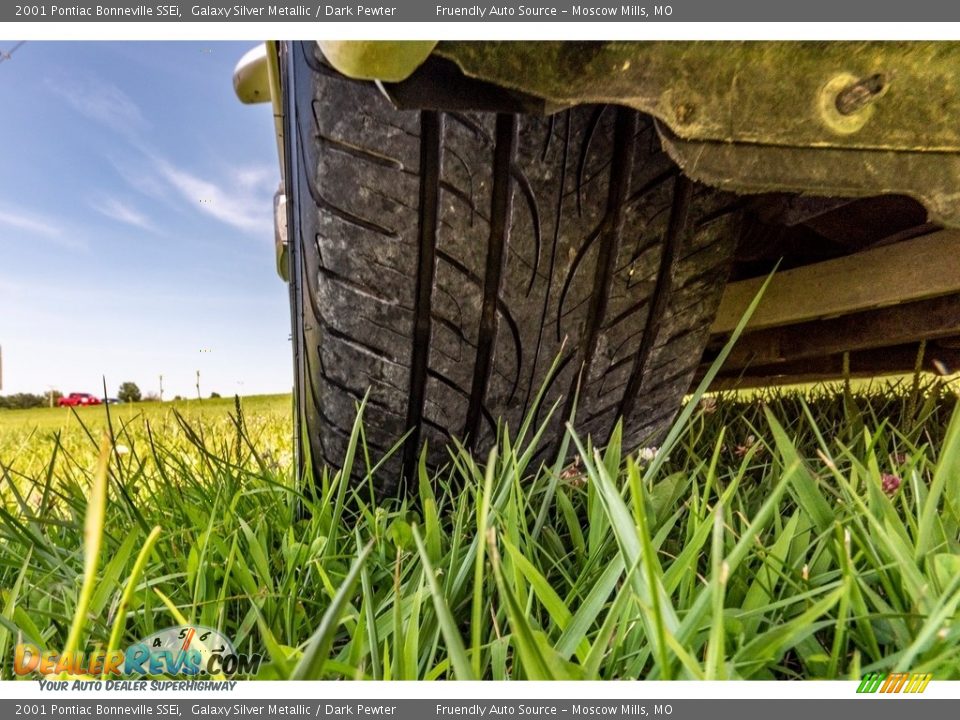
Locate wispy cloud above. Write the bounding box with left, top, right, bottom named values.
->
left=51, top=70, right=275, bottom=238
left=91, top=196, right=156, bottom=232
left=110, top=157, right=171, bottom=201
left=0, top=208, right=86, bottom=251
left=46, top=74, right=146, bottom=137
left=235, top=166, right=276, bottom=192
left=153, top=158, right=272, bottom=235
left=0, top=208, right=61, bottom=237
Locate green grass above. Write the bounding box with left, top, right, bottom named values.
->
left=0, top=394, right=290, bottom=435
left=1, top=378, right=959, bottom=681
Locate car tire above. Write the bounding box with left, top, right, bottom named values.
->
left=284, top=42, right=742, bottom=495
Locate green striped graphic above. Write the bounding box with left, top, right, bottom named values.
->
left=857, top=672, right=885, bottom=693
left=857, top=672, right=931, bottom=694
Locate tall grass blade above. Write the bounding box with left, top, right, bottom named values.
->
left=291, top=541, right=373, bottom=680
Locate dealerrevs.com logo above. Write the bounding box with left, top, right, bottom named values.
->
left=15, top=626, right=262, bottom=677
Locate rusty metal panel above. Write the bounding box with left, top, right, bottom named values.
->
left=434, top=41, right=960, bottom=152
left=316, top=41, right=960, bottom=226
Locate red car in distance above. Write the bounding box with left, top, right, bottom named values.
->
left=58, top=392, right=102, bottom=407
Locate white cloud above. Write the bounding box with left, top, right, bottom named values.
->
left=235, top=165, right=276, bottom=192
left=46, top=74, right=146, bottom=137
left=0, top=209, right=61, bottom=237
left=50, top=70, right=275, bottom=238
left=153, top=158, right=272, bottom=235
left=0, top=208, right=86, bottom=251
left=91, top=196, right=156, bottom=232
left=110, top=157, right=171, bottom=201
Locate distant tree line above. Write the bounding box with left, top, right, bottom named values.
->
left=0, top=392, right=61, bottom=409
left=0, top=382, right=223, bottom=409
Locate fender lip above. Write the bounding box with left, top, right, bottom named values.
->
left=234, top=42, right=287, bottom=280
left=232, top=41, right=284, bottom=179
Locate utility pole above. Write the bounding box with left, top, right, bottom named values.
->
left=0, top=42, right=26, bottom=65
left=196, top=370, right=201, bottom=401
left=159, top=374, right=164, bottom=402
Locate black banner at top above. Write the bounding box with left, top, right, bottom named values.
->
left=4, top=0, right=960, bottom=22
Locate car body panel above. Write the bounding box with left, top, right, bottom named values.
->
left=58, top=393, right=101, bottom=407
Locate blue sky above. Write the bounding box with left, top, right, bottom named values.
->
left=0, top=41, right=292, bottom=399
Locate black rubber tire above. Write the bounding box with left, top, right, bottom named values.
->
left=286, top=43, right=741, bottom=495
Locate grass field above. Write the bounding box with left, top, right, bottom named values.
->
left=1, top=376, right=959, bottom=681
left=0, top=394, right=292, bottom=436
